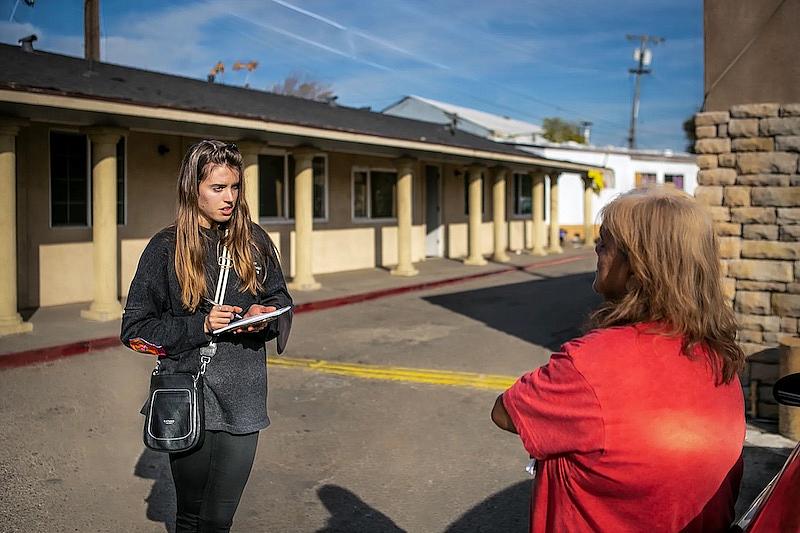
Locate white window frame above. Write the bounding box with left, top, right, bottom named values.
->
left=351, top=166, right=398, bottom=223
left=260, top=150, right=329, bottom=225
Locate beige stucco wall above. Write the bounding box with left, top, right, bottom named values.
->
left=38, top=242, right=93, bottom=306
left=508, top=219, right=534, bottom=251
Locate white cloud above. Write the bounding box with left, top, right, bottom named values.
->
left=0, top=20, right=40, bottom=46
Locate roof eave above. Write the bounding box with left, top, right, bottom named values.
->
left=0, top=86, right=597, bottom=173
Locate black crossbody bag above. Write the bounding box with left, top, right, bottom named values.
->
left=143, top=243, right=232, bottom=453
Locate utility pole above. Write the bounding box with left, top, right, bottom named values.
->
left=84, top=0, right=100, bottom=61
left=626, top=34, right=664, bottom=149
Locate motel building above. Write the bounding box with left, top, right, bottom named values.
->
left=0, top=43, right=602, bottom=336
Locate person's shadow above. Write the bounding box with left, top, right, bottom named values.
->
left=316, top=484, right=406, bottom=533
left=444, top=481, right=529, bottom=533
left=134, top=448, right=176, bottom=533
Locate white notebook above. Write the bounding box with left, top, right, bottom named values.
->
left=212, top=305, right=292, bottom=335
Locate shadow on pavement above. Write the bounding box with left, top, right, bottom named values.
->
left=134, top=448, right=176, bottom=533
left=423, top=272, right=601, bottom=352
left=737, top=444, right=793, bottom=516
left=444, top=480, right=529, bottom=533
left=316, top=484, right=406, bottom=532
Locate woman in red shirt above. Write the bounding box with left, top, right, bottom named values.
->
left=492, top=186, right=746, bottom=533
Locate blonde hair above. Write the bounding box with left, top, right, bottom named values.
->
left=174, top=140, right=261, bottom=312
left=591, top=186, right=744, bottom=384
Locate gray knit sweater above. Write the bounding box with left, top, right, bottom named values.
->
left=121, top=223, right=292, bottom=434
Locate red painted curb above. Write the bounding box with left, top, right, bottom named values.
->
left=0, top=252, right=593, bottom=369
left=0, top=336, right=121, bottom=370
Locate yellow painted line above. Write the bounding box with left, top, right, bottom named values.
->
left=268, top=356, right=517, bottom=391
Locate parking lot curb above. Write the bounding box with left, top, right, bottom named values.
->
left=0, top=253, right=592, bottom=370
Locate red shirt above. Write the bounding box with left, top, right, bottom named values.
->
left=503, top=323, right=745, bottom=533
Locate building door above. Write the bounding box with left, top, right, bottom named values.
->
left=425, top=165, right=443, bottom=257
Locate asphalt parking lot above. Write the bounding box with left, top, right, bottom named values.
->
left=0, top=256, right=794, bottom=532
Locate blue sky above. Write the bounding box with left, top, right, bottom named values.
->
left=1, top=0, right=703, bottom=151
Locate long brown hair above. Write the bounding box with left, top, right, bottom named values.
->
left=174, top=140, right=261, bottom=311
left=590, top=186, right=744, bottom=384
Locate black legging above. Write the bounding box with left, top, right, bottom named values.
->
left=169, top=430, right=259, bottom=533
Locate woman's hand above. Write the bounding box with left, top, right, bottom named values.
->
left=233, top=304, right=277, bottom=334
left=204, top=304, right=243, bottom=334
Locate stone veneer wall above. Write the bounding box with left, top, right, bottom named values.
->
left=694, top=102, right=800, bottom=420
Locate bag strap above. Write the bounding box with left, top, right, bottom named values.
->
left=153, top=234, right=234, bottom=378
left=199, top=240, right=232, bottom=376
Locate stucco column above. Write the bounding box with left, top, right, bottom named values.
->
left=81, top=128, right=125, bottom=321
left=548, top=173, right=563, bottom=254
left=288, top=148, right=320, bottom=291
left=392, top=158, right=418, bottom=276
left=0, top=120, right=32, bottom=336
left=464, top=165, right=487, bottom=266
left=583, top=175, right=594, bottom=247
left=491, top=167, right=509, bottom=263
left=237, top=140, right=263, bottom=222
left=531, top=172, right=546, bottom=256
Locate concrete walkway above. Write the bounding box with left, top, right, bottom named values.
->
left=0, top=247, right=594, bottom=361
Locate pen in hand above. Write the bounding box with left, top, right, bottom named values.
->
left=204, top=297, right=243, bottom=320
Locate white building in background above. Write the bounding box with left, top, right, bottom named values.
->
left=384, top=95, right=547, bottom=145
left=384, top=95, right=699, bottom=237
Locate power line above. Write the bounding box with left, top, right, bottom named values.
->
left=241, top=0, right=649, bottom=136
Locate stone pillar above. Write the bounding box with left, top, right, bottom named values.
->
left=464, top=164, right=487, bottom=266
left=531, top=172, right=546, bottom=256
left=0, top=120, right=32, bottom=336
left=288, top=148, right=320, bottom=291
left=491, top=167, right=510, bottom=263
left=81, top=128, right=125, bottom=321
left=392, top=158, right=418, bottom=276
left=237, top=140, right=263, bottom=222
left=694, top=103, right=800, bottom=421
left=779, top=337, right=800, bottom=440
left=548, top=173, right=563, bottom=254
left=583, top=175, right=594, bottom=247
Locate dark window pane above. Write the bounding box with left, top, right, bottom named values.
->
left=50, top=131, right=88, bottom=226
left=371, top=171, right=396, bottom=219
left=258, top=154, right=285, bottom=218
left=313, top=156, right=326, bottom=219
left=69, top=179, right=85, bottom=200
left=117, top=137, right=125, bottom=225
left=288, top=156, right=295, bottom=219
left=353, top=171, right=367, bottom=218
left=514, top=173, right=532, bottom=215
left=52, top=177, right=68, bottom=200
left=51, top=203, right=67, bottom=225
left=69, top=202, right=87, bottom=225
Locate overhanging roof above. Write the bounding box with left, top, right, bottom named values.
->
left=0, top=44, right=598, bottom=173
